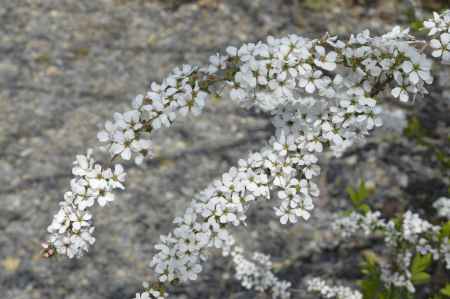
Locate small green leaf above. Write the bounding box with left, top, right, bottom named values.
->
left=358, top=204, right=371, bottom=214
left=411, top=253, right=432, bottom=275
left=441, top=284, right=450, bottom=297
left=411, top=272, right=431, bottom=285
left=346, top=186, right=358, bottom=203
left=439, top=221, right=450, bottom=241
left=410, top=20, right=424, bottom=32
left=404, top=116, right=426, bottom=141
left=346, top=180, right=372, bottom=212
left=358, top=180, right=369, bottom=200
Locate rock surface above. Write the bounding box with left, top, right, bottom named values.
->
left=1, top=1, right=449, bottom=299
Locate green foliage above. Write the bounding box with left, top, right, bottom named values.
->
left=436, top=149, right=450, bottom=169
left=404, top=116, right=427, bottom=141
left=411, top=253, right=433, bottom=276
left=346, top=180, right=372, bottom=214
left=412, top=271, right=431, bottom=285
left=404, top=7, right=424, bottom=32
left=354, top=216, right=450, bottom=298
left=410, top=254, right=432, bottom=285
left=359, top=251, right=412, bottom=299
left=441, top=284, right=450, bottom=297
left=439, top=221, right=450, bottom=241
left=338, top=116, right=450, bottom=299
left=359, top=251, right=383, bottom=299
left=410, top=20, right=424, bottom=32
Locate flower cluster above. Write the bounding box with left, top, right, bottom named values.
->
left=433, top=196, right=450, bottom=219
left=306, top=277, right=362, bottom=299
left=42, top=10, right=450, bottom=299
left=425, top=10, right=450, bottom=63
left=149, top=135, right=325, bottom=285
left=231, top=247, right=291, bottom=298
left=332, top=202, right=449, bottom=293
left=133, top=282, right=168, bottom=299
left=148, top=23, right=443, bottom=290
left=97, top=110, right=152, bottom=164
left=331, top=210, right=386, bottom=238
left=97, top=64, right=214, bottom=165
left=45, top=150, right=126, bottom=258
left=45, top=64, right=224, bottom=258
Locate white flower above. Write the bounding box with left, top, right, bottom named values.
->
left=314, top=46, right=337, bottom=71
left=430, top=33, right=450, bottom=61
left=272, top=133, right=296, bottom=156
left=71, top=212, right=92, bottom=232
left=133, top=292, right=150, bottom=299
left=118, top=110, right=142, bottom=130
left=299, top=68, right=326, bottom=94
left=111, top=164, right=126, bottom=189
left=152, top=113, right=175, bottom=130
left=178, top=85, right=207, bottom=116
left=275, top=202, right=298, bottom=224
left=208, top=53, right=227, bottom=74
left=424, top=12, right=442, bottom=35
left=433, top=197, right=450, bottom=219
left=97, top=121, right=115, bottom=143
left=72, top=151, right=93, bottom=177
left=297, top=196, right=313, bottom=220
left=401, top=58, right=432, bottom=85
left=391, top=75, right=411, bottom=103
left=231, top=247, right=291, bottom=298
left=111, top=130, right=135, bottom=160
left=97, top=190, right=114, bottom=207
left=307, top=277, right=362, bottom=299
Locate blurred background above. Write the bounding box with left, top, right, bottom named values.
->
left=1, top=0, right=449, bottom=298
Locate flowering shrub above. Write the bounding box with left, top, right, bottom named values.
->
left=42, top=9, right=450, bottom=299
left=330, top=195, right=450, bottom=298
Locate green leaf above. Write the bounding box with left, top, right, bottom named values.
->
left=346, top=186, right=358, bottom=204
left=360, top=251, right=383, bottom=299
left=360, top=277, right=382, bottom=299
left=436, top=150, right=450, bottom=169
left=409, top=20, right=424, bottom=32
left=411, top=272, right=431, bottom=285
left=440, top=221, right=450, bottom=241
left=358, top=180, right=369, bottom=200
left=346, top=180, right=372, bottom=212
left=358, top=204, right=371, bottom=214
left=404, top=116, right=426, bottom=141
left=441, top=284, right=450, bottom=297
left=411, top=253, right=432, bottom=275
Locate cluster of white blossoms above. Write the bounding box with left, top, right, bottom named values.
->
left=425, top=10, right=450, bottom=63
left=433, top=196, right=450, bottom=219
left=44, top=64, right=216, bottom=258
left=97, top=64, right=212, bottom=164
left=332, top=200, right=450, bottom=293
left=306, top=277, right=362, bottom=299
left=43, top=10, right=450, bottom=299
left=133, top=282, right=168, bottom=299
left=45, top=150, right=126, bottom=258
left=231, top=247, right=291, bottom=298
left=148, top=24, right=443, bottom=292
